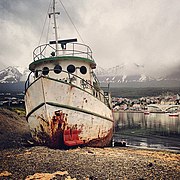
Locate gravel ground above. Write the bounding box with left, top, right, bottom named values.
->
left=1, top=146, right=180, bottom=179
left=0, top=108, right=180, bottom=180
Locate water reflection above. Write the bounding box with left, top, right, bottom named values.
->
left=113, top=112, right=180, bottom=151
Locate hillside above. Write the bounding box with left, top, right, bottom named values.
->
left=0, top=108, right=32, bottom=149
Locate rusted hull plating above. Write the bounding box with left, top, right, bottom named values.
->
left=25, top=77, right=114, bottom=148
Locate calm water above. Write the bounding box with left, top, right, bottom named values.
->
left=113, top=112, right=180, bottom=152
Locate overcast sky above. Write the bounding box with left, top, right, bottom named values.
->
left=0, top=0, right=180, bottom=77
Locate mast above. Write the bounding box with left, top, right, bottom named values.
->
left=49, top=0, right=60, bottom=56
left=49, top=1, right=78, bottom=55
left=53, top=0, right=58, bottom=55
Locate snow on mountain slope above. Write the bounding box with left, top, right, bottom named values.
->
left=0, top=66, right=22, bottom=83
left=95, top=64, right=155, bottom=83
left=0, top=66, right=29, bottom=83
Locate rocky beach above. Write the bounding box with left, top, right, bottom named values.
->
left=0, top=108, right=180, bottom=179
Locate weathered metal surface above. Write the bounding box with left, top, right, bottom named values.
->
left=25, top=78, right=44, bottom=115
left=86, top=128, right=113, bottom=147
left=42, top=77, right=113, bottom=120
left=27, top=102, right=113, bottom=148
left=25, top=59, right=114, bottom=148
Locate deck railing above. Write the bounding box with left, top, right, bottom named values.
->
left=25, top=70, right=111, bottom=108
left=33, top=43, right=94, bottom=62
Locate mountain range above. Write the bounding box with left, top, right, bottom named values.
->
left=0, top=65, right=180, bottom=88
left=95, top=64, right=180, bottom=87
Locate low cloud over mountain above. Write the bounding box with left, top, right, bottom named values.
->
left=95, top=64, right=180, bottom=87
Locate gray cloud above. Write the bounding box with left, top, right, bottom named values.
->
left=0, top=0, right=180, bottom=78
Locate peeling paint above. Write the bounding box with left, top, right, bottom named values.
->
left=50, top=110, right=68, bottom=147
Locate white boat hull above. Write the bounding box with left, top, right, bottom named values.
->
left=25, top=76, right=114, bottom=148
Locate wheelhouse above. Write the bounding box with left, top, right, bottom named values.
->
left=25, top=41, right=111, bottom=108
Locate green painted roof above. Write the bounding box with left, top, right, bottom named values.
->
left=29, top=56, right=96, bottom=71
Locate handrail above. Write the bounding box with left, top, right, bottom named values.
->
left=25, top=71, right=33, bottom=90
left=33, top=43, right=94, bottom=62
left=25, top=70, right=110, bottom=108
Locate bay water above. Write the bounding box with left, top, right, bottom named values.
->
left=113, top=111, right=180, bottom=152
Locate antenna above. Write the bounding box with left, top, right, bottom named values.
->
left=49, top=0, right=60, bottom=56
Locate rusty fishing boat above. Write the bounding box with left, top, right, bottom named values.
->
left=25, top=0, right=114, bottom=148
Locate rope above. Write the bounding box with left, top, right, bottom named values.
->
left=58, top=0, right=85, bottom=44
left=46, top=16, right=51, bottom=43
left=38, top=1, right=52, bottom=45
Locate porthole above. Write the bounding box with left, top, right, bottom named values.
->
left=42, top=67, right=49, bottom=75
left=80, top=66, right=87, bottom=74
left=54, top=64, right=62, bottom=74
left=67, top=64, right=75, bottom=73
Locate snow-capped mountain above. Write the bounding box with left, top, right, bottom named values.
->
left=95, top=64, right=155, bottom=84
left=97, top=74, right=155, bottom=84
left=0, top=66, right=22, bottom=83
left=95, top=63, right=145, bottom=76
left=0, top=66, right=29, bottom=83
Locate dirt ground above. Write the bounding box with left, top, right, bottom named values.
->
left=0, top=108, right=180, bottom=180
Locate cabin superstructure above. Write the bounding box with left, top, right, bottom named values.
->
left=26, top=40, right=110, bottom=105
